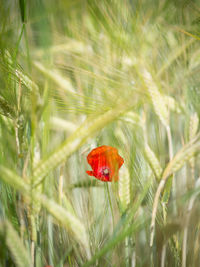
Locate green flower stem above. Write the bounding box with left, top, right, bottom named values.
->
left=106, top=183, right=115, bottom=231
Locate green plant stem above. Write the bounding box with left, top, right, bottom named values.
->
left=166, top=126, right=175, bottom=207
left=59, top=164, right=64, bottom=205
left=48, top=215, right=54, bottom=266
left=160, top=125, right=175, bottom=266
left=125, top=236, right=129, bottom=267
left=106, top=183, right=115, bottom=230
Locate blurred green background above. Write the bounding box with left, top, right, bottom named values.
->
left=0, top=0, right=200, bottom=266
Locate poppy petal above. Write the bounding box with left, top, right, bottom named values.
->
left=118, top=155, right=124, bottom=167
left=86, top=170, right=94, bottom=176
left=86, top=145, right=124, bottom=182
left=87, top=146, right=117, bottom=165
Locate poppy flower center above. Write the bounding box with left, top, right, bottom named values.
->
left=102, top=167, right=110, bottom=177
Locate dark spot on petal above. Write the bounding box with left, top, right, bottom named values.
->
left=102, top=167, right=110, bottom=178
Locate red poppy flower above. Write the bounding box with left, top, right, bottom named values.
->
left=86, top=145, right=124, bottom=182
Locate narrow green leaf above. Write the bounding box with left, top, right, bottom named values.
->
left=19, top=0, right=26, bottom=23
